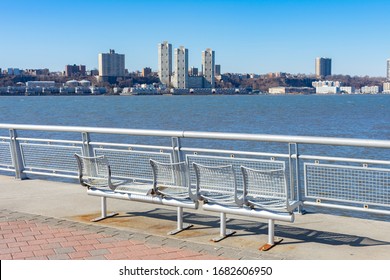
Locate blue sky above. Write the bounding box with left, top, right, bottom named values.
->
left=1, top=0, right=390, bottom=76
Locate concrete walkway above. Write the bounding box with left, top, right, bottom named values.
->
left=1, top=174, right=390, bottom=260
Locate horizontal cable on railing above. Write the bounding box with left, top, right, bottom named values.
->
left=16, top=137, right=82, bottom=145
left=180, top=147, right=289, bottom=158
left=299, top=155, right=390, bottom=165
left=89, top=141, right=170, bottom=151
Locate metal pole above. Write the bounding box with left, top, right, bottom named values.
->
left=9, top=129, right=27, bottom=180
left=171, top=137, right=182, bottom=163
left=268, top=219, right=275, bottom=245
left=220, top=212, right=226, bottom=237
left=177, top=207, right=183, bottom=231
left=81, top=132, right=93, bottom=157
left=101, top=197, right=107, bottom=219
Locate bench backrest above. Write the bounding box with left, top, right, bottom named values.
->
left=94, top=148, right=172, bottom=183
left=186, top=154, right=285, bottom=191
left=241, top=167, right=288, bottom=200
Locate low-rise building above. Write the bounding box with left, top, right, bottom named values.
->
left=269, top=87, right=315, bottom=95
left=361, top=86, right=381, bottom=94
left=383, top=82, right=390, bottom=93
left=340, top=86, right=355, bottom=94
left=316, top=86, right=340, bottom=94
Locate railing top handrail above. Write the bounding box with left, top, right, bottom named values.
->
left=1, top=123, right=390, bottom=148
left=0, top=123, right=184, bottom=138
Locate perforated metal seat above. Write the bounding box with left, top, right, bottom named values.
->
left=192, top=163, right=242, bottom=205
left=241, top=166, right=299, bottom=213
left=192, top=162, right=243, bottom=241
left=74, top=153, right=153, bottom=195
left=150, top=159, right=197, bottom=235
left=241, top=165, right=301, bottom=250
left=150, top=159, right=191, bottom=200
left=74, top=154, right=112, bottom=190
left=75, top=153, right=154, bottom=221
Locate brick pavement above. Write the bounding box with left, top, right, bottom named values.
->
left=0, top=209, right=241, bottom=260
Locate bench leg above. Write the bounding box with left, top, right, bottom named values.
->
left=168, top=207, right=193, bottom=235
left=260, top=219, right=283, bottom=251
left=212, top=212, right=236, bottom=242
left=91, top=197, right=118, bottom=222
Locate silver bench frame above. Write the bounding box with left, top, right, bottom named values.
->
left=193, top=161, right=301, bottom=250
left=74, top=153, right=198, bottom=235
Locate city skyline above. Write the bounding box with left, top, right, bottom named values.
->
left=1, top=0, right=390, bottom=77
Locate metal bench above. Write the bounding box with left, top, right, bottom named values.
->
left=241, top=166, right=301, bottom=250
left=74, top=153, right=198, bottom=235
left=192, top=161, right=300, bottom=250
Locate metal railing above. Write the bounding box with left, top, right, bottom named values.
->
left=1, top=123, right=390, bottom=216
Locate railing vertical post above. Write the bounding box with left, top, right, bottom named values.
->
left=171, top=137, right=182, bottom=163
left=295, top=143, right=302, bottom=213
left=81, top=132, right=94, bottom=157
left=289, top=143, right=302, bottom=213
left=9, top=129, right=27, bottom=180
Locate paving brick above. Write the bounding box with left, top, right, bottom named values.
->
left=110, top=240, right=134, bottom=247
left=89, top=249, right=110, bottom=256
left=16, top=235, right=36, bottom=242
left=1, top=246, right=22, bottom=254
left=55, top=231, right=74, bottom=238
left=27, top=239, right=49, bottom=246
left=93, top=242, right=115, bottom=250
left=0, top=253, right=13, bottom=260
left=60, top=240, right=82, bottom=248
left=84, top=255, right=107, bottom=260
left=12, top=251, right=35, bottom=259
left=65, top=235, right=86, bottom=242
left=33, top=249, right=55, bottom=257
left=8, top=241, right=29, bottom=248
left=40, top=242, right=62, bottom=250
left=20, top=244, right=42, bottom=252
left=105, top=252, right=129, bottom=260
left=46, top=237, right=68, bottom=243
left=68, top=251, right=91, bottom=259
left=0, top=238, right=16, bottom=244
left=108, top=246, right=130, bottom=254
left=98, top=237, right=118, bottom=243
left=47, top=254, right=71, bottom=260
left=25, top=256, right=48, bottom=260
left=55, top=247, right=76, bottom=254
left=80, top=238, right=100, bottom=246
left=73, top=244, right=96, bottom=252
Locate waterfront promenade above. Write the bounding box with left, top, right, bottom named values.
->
left=0, top=174, right=389, bottom=260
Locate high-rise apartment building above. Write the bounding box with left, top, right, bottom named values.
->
left=158, top=41, right=172, bottom=86
left=158, top=41, right=216, bottom=89
left=315, top=57, right=332, bottom=77
left=202, top=48, right=215, bottom=88
left=98, top=49, right=125, bottom=83
left=173, top=46, right=189, bottom=89
left=387, top=59, right=390, bottom=80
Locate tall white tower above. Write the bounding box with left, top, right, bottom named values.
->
left=202, top=48, right=215, bottom=88
left=174, top=46, right=188, bottom=89
left=158, top=41, right=172, bottom=86
left=387, top=59, right=390, bottom=80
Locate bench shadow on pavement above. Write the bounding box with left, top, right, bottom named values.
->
left=102, top=208, right=390, bottom=248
